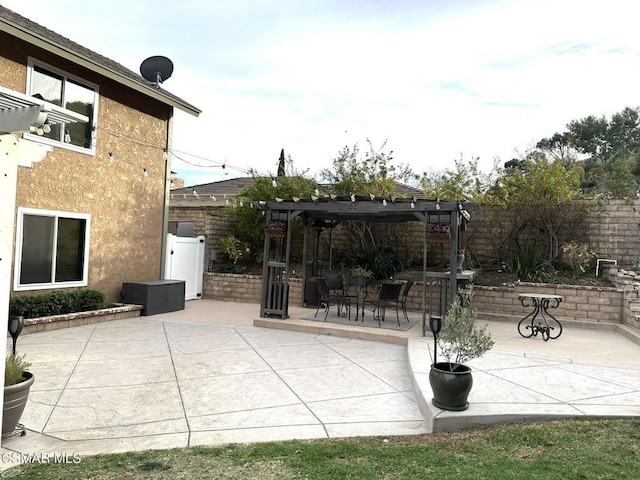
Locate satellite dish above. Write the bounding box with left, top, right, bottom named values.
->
left=140, top=56, right=174, bottom=88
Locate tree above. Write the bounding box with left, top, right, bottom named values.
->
left=535, top=132, right=578, bottom=166
left=536, top=107, right=640, bottom=196
left=319, top=140, right=416, bottom=275
left=421, top=156, right=499, bottom=202
left=277, top=148, right=286, bottom=177
left=228, top=160, right=317, bottom=264
left=319, top=139, right=415, bottom=196
left=483, top=152, right=595, bottom=271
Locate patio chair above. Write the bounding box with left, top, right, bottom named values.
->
left=315, top=277, right=351, bottom=321
left=400, top=280, right=414, bottom=322
left=327, top=273, right=346, bottom=296
left=363, top=281, right=404, bottom=326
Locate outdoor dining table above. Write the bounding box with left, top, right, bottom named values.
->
left=517, top=293, right=563, bottom=341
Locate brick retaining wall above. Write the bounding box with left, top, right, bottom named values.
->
left=203, top=273, right=625, bottom=326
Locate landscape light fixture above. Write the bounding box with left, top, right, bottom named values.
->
left=8, top=315, right=24, bottom=355
left=429, top=315, right=442, bottom=365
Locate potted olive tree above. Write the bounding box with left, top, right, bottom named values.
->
left=3, top=353, right=34, bottom=436
left=429, top=293, right=494, bottom=411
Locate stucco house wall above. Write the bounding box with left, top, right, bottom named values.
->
left=1, top=8, right=199, bottom=303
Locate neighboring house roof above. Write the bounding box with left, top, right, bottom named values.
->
left=0, top=6, right=200, bottom=117
left=171, top=177, right=425, bottom=201
left=173, top=177, right=258, bottom=197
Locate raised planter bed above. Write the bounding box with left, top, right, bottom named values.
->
left=20, top=304, right=143, bottom=335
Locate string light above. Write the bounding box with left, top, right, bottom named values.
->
left=382, top=199, right=387, bottom=206
left=95, top=125, right=296, bottom=181
left=369, top=193, right=375, bottom=200
left=109, top=153, right=115, bottom=164
left=350, top=192, right=356, bottom=202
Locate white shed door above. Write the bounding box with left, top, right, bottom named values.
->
left=164, top=234, right=204, bottom=301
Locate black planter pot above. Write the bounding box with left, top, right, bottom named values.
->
left=3, top=372, right=34, bottom=436
left=429, top=362, right=473, bottom=411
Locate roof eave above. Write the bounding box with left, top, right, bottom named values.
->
left=1, top=21, right=201, bottom=118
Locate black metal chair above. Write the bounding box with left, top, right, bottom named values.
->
left=315, top=277, right=351, bottom=321
left=400, top=280, right=414, bottom=322
left=363, top=281, right=404, bottom=326
left=327, top=273, right=346, bottom=296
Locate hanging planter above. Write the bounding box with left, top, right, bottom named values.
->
left=266, top=221, right=287, bottom=238
left=426, top=223, right=450, bottom=245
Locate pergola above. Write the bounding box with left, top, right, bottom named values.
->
left=256, top=194, right=476, bottom=333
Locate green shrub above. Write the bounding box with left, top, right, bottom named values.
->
left=509, top=241, right=553, bottom=282
left=9, top=289, right=107, bottom=319
left=5, top=354, right=31, bottom=386
left=334, top=239, right=403, bottom=280
left=560, top=241, right=596, bottom=278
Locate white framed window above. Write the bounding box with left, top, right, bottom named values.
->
left=24, top=58, right=98, bottom=154
left=14, top=208, right=91, bottom=291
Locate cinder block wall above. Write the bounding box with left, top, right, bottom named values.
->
left=203, top=273, right=302, bottom=305
left=470, top=284, right=623, bottom=324
left=468, top=199, right=640, bottom=268
left=203, top=274, right=625, bottom=326
left=170, top=206, right=232, bottom=269
left=586, top=199, right=640, bottom=268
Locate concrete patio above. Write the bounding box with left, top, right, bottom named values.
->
left=2, top=299, right=639, bottom=465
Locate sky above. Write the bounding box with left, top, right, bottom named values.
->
left=3, top=0, right=640, bottom=187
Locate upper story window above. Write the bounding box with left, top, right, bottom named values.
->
left=14, top=208, right=91, bottom=291
left=25, top=59, right=98, bottom=154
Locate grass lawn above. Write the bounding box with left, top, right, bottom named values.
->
left=8, top=419, right=639, bottom=479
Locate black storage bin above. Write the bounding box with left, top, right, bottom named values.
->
left=122, top=280, right=185, bottom=316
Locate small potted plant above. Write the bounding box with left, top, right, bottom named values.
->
left=3, top=354, right=34, bottom=436
left=429, top=292, right=494, bottom=411
left=348, top=266, right=374, bottom=287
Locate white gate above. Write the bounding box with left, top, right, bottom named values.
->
left=164, top=234, right=205, bottom=301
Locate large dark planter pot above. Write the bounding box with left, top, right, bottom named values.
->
left=3, top=372, right=34, bottom=436
left=429, top=362, right=473, bottom=411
